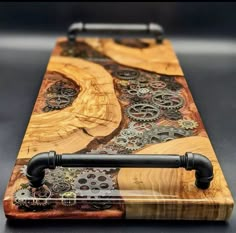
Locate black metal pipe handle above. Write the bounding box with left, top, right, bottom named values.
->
left=26, top=151, right=213, bottom=190
left=67, top=22, right=164, bottom=43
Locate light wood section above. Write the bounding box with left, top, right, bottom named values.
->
left=54, top=38, right=183, bottom=76
left=84, top=38, right=184, bottom=76
left=17, top=56, right=122, bottom=158
left=118, top=136, right=234, bottom=220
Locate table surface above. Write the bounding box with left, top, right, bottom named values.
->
left=0, top=34, right=235, bottom=233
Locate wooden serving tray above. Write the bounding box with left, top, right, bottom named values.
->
left=3, top=28, right=234, bottom=220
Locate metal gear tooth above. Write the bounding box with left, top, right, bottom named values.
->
left=93, top=167, right=118, bottom=172
left=126, top=103, right=161, bottom=122
left=61, top=87, right=78, bottom=97
left=43, top=80, right=79, bottom=112
left=115, top=136, right=128, bottom=147
left=61, top=191, right=77, bottom=206
left=152, top=91, right=184, bottom=110
left=142, top=125, right=192, bottom=144
left=114, top=132, right=144, bottom=151
left=178, top=119, right=199, bottom=130
left=160, top=76, right=175, bottom=83
left=128, top=121, right=156, bottom=135
left=14, top=188, right=32, bottom=206
left=32, top=186, right=52, bottom=207
left=149, top=80, right=167, bottom=90
left=45, top=167, right=65, bottom=184
left=166, top=82, right=183, bottom=91
left=126, top=137, right=144, bottom=151
left=52, top=181, right=71, bottom=193
left=46, top=95, right=71, bottom=110
left=34, top=198, right=49, bottom=206
left=137, top=76, right=149, bottom=83
left=33, top=187, right=51, bottom=199
left=138, top=87, right=150, bottom=94
left=163, top=109, right=183, bottom=120
left=120, top=128, right=138, bottom=138
left=73, top=171, right=115, bottom=199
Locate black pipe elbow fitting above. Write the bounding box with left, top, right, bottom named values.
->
left=26, top=151, right=213, bottom=190
left=26, top=151, right=57, bottom=187
left=182, top=152, right=214, bottom=189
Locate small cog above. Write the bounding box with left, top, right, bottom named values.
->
left=163, top=109, right=183, bottom=120
left=61, top=87, right=78, bottom=97
left=166, top=82, right=183, bottom=91
left=33, top=186, right=51, bottom=206
left=52, top=181, right=71, bottom=193
left=61, top=191, right=77, bottom=206
left=14, top=188, right=32, bottom=206
left=46, top=95, right=71, bottom=110
left=178, top=119, right=199, bottom=130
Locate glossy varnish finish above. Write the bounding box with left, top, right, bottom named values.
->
left=3, top=37, right=234, bottom=220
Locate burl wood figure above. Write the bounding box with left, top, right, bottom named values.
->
left=3, top=23, right=234, bottom=220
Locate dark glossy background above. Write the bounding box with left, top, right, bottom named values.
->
left=0, top=2, right=236, bottom=233
left=0, top=2, right=236, bottom=37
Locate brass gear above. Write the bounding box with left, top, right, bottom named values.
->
left=61, top=191, right=77, bottom=206
left=178, top=119, right=199, bottom=130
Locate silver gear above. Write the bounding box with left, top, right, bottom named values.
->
left=46, top=95, right=71, bottom=110
left=34, top=198, right=49, bottom=206
left=152, top=91, right=184, bottom=109
left=61, top=191, right=77, bottom=206
left=73, top=171, right=115, bottom=198
left=113, top=69, right=140, bottom=80
left=127, top=84, right=151, bottom=97
left=33, top=187, right=51, bottom=206
left=125, top=136, right=144, bottom=151
left=115, top=134, right=144, bottom=151
left=128, top=121, right=156, bottom=135
left=149, top=80, right=166, bottom=89
left=127, top=88, right=138, bottom=96
left=137, top=87, right=150, bottom=95
left=52, top=181, right=71, bottom=193
left=120, top=128, right=139, bottom=138
left=33, top=187, right=51, bottom=199
left=126, top=103, right=161, bottom=122
left=142, top=126, right=192, bottom=144
left=45, top=167, right=64, bottom=183
left=137, top=75, right=149, bottom=83
left=61, top=88, right=78, bottom=97
left=115, top=136, right=129, bottom=147
left=14, top=188, right=32, bottom=206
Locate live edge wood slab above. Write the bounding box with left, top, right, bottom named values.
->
left=3, top=37, right=234, bottom=220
